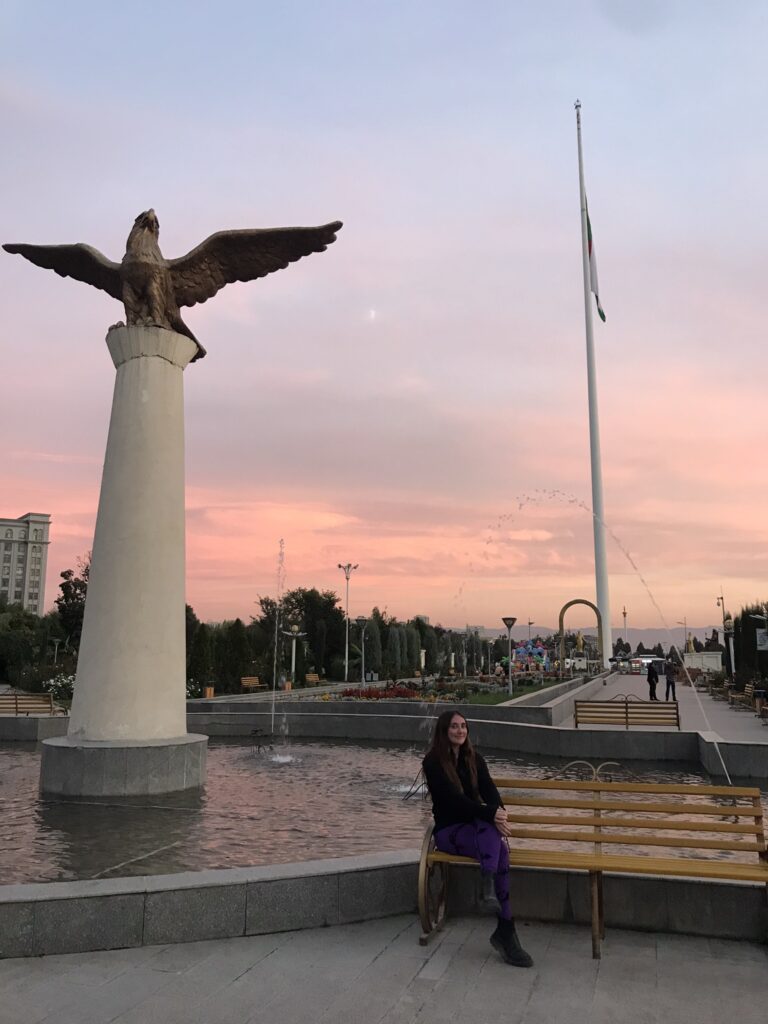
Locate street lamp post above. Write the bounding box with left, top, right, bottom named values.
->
left=337, top=562, right=359, bottom=683
left=717, top=591, right=735, bottom=680
left=502, top=617, right=517, bottom=695
left=487, top=639, right=493, bottom=676
left=355, top=616, right=367, bottom=685
left=461, top=635, right=468, bottom=679
left=527, top=619, right=534, bottom=642
left=676, top=618, right=687, bottom=658
left=622, top=606, right=628, bottom=647
left=281, top=624, right=306, bottom=688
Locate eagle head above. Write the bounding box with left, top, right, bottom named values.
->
left=133, top=209, right=159, bottom=236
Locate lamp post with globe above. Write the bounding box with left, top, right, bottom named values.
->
left=281, top=624, right=306, bottom=689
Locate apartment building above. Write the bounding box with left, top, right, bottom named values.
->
left=0, top=512, right=51, bottom=614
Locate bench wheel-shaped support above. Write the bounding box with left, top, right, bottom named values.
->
left=418, top=825, right=447, bottom=945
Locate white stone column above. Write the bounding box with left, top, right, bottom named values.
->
left=41, top=325, right=207, bottom=796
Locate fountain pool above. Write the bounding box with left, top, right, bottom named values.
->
left=1, top=737, right=764, bottom=884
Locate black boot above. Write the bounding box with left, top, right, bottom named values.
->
left=490, top=915, right=533, bottom=968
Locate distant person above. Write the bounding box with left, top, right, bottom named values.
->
left=665, top=660, right=677, bottom=701
left=422, top=710, right=533, bottom=968
left=647, top=662, right=659, bottom=701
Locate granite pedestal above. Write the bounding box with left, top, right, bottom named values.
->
left=39, top=734, right=207, bottom=798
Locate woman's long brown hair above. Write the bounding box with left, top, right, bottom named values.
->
left=425, top=710, right=478, bottom=796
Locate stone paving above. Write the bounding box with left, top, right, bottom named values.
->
left=3, top=914, right=767, bottom=1024
left=598, top=672, right=768, bottom=742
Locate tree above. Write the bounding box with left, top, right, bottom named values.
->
left=365, top=613, right=383, bottom=676
left=405, top=625, right=421, bottom=675
left=412, top=616, right=438, bottom=674
left=384, top=623, right=402, bottom=679
left=54, top=553, right=91, bottom=651
left=0, top=603, right=50, bottom=686
left=733, top=603, right=768, bottom=682
left=256, top=587, right=345, bottom=679
left=215, top=618, right=252, bottom=691
left=185, top=606, right=199, bottom=679
left=187, top=622, right=213, bottom=684
left=612, top=637, right=631, bottom=657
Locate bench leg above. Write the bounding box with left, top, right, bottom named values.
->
left=589, top=871, right=602, bottom=959
left=418, top=827, right=447, bottom=945
left=597, top=872, right=605, bottom=939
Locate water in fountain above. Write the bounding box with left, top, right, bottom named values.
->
left=270, top=710, right=296, bottom=763
left=270, top=538, right=286, bottom=737
left=2, top=737, right=761, bottom=884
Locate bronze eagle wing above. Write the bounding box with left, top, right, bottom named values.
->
left=2, top=242, right=122, bottom=301
left=168, top=221, right=343, bottom=308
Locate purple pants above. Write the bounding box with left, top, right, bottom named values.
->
left=434, top=819, right=511, bottom=919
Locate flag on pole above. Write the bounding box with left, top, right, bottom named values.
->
left=586, top=202, right=606, bottom=322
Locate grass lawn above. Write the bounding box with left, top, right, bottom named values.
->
left=463, top=679, right=563, bottom=704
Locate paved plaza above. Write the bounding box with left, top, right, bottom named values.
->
left=597, top=672, right=768, bottom=743
left=3, top=914, right=767, bottom=1024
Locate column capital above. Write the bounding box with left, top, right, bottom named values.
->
left=106, top=325, right=199, bottom=370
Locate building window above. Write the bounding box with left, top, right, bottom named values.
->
left=33, top=530, right=41, bottom=540
left=4, top=530, right=11, bottom=539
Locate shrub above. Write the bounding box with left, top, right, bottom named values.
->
left=41, top=673, right=75, bottom=701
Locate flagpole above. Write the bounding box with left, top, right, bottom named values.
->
left=575, top=99, right=612, bottom=667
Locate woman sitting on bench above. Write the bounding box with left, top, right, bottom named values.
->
left=422, top=710, right=533, bottom=968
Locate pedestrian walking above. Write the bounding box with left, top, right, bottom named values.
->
left=647, top=662, right=659, bottom=701
left=665, top=659, right=677, bottom=701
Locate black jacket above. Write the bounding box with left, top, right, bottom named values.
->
left=422, top=748, right=503, bottom=831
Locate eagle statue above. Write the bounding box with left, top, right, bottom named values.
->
left=3, top=210, right=343, bottom=360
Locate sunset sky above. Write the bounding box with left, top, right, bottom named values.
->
left=2, top=1, right=767, bottom=638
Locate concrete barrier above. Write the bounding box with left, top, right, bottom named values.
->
left=1, top=851, right=764, bottom=958
left=0, top=716, right=69, bottom=742
left=186, top=699, right=768, bottom=778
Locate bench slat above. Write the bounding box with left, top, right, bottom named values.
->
left=494, top=778, right=757, bottom=797
left=505, top=813, right=763, bottom=834
left=505, top=795, right=758, bottom=816
left=508, top=849, right=768, bottom=883
left=427, top=848, right=768, bottom=883
left=506, top=828, right=762, bottom=852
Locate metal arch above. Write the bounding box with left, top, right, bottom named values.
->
left=558, top=598, right=604, bottom=668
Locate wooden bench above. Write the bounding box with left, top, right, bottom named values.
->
left=710, top=681, right=734, bottom=701
left=418, top=776, right=768, bottom=958
left=729, top=681, right=755, bottom=710
left=574, top=697, right=680, bottom=730
left=0, top=693, right=66, bottom=716
left=305, top=673, right=320, bottom=686
left=240, top=676, right=266, bottom=693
